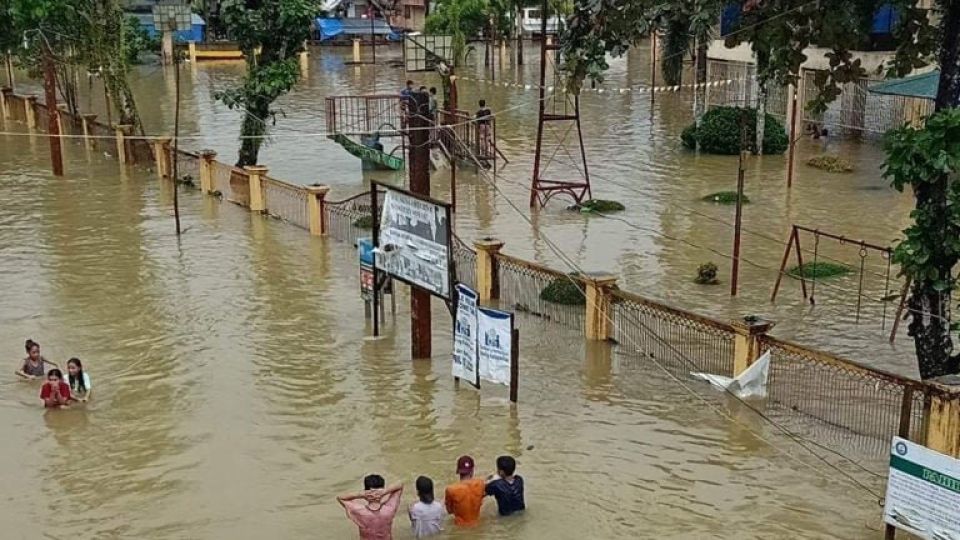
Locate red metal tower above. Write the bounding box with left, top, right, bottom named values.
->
left=529, top=0, right=592, bottom=208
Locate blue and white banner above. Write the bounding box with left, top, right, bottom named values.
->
left=453, top=284, right=478, bottom=386
left=478, top=307, right=512, bottom=386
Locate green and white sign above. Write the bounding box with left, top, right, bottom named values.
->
left=883, top=436, right=960, bottom=539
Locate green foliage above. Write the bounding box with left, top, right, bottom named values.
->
left=883, top=109, right=960, bottom=295
left=695, top=262, right=719, bottom=285
left=575, top=199, right=626, bottom=213
left=540, top=275, right=586, bottom=305
left=681, top=106, right=787, bottom=155
left=122, top=15, right=159, bottom=65
left=788, top=262, right=852, bottom=279
left=806, top=155, right=854, bottom=173
left=217, top=0, right=313, bottom=166
left=701, top=191, right=749, bottom=204
left=425, top=0, right=489, bottom=65
left=353, top=215, right=374, bottom=229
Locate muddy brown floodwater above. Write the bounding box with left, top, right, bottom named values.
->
left=1, top=40, right=899, bottom=538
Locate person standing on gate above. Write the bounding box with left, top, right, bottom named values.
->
left=475, top=100, right=492, bottom=157
left=444, top=455, right=486, bottom=527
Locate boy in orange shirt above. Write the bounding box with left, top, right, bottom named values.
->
left=443, top=455, right=486, bottom=526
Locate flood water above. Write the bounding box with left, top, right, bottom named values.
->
left=0, top=41, right=901, bottom=538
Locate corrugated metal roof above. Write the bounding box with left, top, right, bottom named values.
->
left=868, top=70, right=939, bottom=100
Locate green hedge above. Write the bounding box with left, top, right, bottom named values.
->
left=540, top=276, right=586, bottom=305
left=788, top=262, right=852, bottom=279
left=682, top=106, right=788, bottom=155
left=702, top=191, right=750, bottom=204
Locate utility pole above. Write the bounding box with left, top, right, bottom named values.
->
left=407, top=90, right=432, bottom=359
left=41, top=39, right=64, bottom=176
left=730, top=112, right=748, bottom=296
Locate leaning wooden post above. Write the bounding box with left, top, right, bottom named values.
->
left=81, top=114, right=96, bottom=150
left=731, top=317, right=775, bottom=376
left=198, top=149, right=217, bottom=192
left=25, top=96, right=38, bottom=129
left=244, top=165, right=268, bottom=212
left=115, top=124, right=132, bottom=164
left=585, top=273, right=618, bottom=341
left=0, top=87, right=11, bottom=120
left=475, top=238, right=505, bottom=301
left=305, top=184, right=330, bottom=236
left=925, top=392, right=960, bottom=458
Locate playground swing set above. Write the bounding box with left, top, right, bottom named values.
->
left=770, top=224, right=909, bottom=342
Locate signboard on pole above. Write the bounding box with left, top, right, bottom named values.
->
left=378, top=187, right=452, bottom=299
left=453, top=284, right=479, bottom=387
left=883, top=436, right=960, bottom=538
left=478, top=307, right=513, bottom=386
left=358, top=237, right=375, bottom=301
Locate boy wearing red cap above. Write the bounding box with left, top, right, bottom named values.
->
left=443, top=455, right=486, bottom=526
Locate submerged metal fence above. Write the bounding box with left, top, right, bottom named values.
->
left=5, top=89, right=958, bottom=463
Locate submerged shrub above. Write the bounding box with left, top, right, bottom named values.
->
left=788, top=262, right=852, bottom=279
left=681, top=106, right=788, bottom=155
left=702, top=191, right=750, bottom=204
left=540, top=275, right=586, bottom=305
left=807, top=155, right=854, bottom=173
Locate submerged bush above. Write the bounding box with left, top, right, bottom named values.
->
left=681, top=106, right=788, bottom=155
left=540, top=275, right=586, bottom=305
left=788, top=262, right=852, bottom=279
left=695, top=262, right=720, bottom=285
left=353, top=215, right=374, bottom=229
left=702, top=191, right=750, bottom=204
left=572, top=199, right=626, bottom=213
left=807, top=155, right=854, bottom=173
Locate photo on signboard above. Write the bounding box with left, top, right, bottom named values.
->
left=377, top=187, right=452, bottom=298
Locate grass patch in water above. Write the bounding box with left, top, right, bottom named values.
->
left=573, top=199, right=626, bottom=213
left=702, top=191, right=750, bottom=204
left=806, top=155, right=854, bottom=173
left=540, top=276, right=586, bottom=305
left=788, top=262, right=852, bottom=279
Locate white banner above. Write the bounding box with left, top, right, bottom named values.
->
left=478, top=307, right=512, bottom=386
left=453, top=284, right=478, bottom=386
left=883, top=436, right=960, bottom=538
left=379, top=189, right=450, bottom=298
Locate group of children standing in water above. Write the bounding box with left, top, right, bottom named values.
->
left=16, top=339, right=92, bottom=407
left=338, top=455, right=525, bottom=539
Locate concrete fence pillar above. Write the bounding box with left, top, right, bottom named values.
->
left=926, top=394, right=960, bottom=458
left=81, top=114, right=96, bottom=149
left=189, top=42, right=198, bottom=64
left=305, top=184, right=330, bottom=236
left=115, top=124, right=132, bottom=164
left=56, top=104, right=68, bottom=136
left=153, top=138, right=169, bottom=178
left=0, top=87, right=11, bottom=120
left=244, top=165, right=268, bottom=212
left=474, top=238, right=505, bottom=301
left=731, top=317, right=775, bottom=376
left=353, top=39, right=361, bottom=63
left=199, top=149, right=217, bottom=192
left=585, top=273, right=618, bottom=341
left=25, top=96, right=38, bottom=129
left=299, top=42, right=309, bottom=73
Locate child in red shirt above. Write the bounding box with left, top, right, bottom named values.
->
left=40, top=368, right=71, bottom=408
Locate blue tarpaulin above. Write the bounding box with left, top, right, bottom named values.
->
left=316, top=17, right=401, bottom=40
left=133, top=13, right=205, bottom=42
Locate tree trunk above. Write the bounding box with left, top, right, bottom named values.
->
left=911, top=0, right=960, bottom=379
left=694, top=38, right=707, bottom=128
left=516, top=7, right=523, bottom=65
left=41, top=42, right=64, bottom=177
left=237, top=96, right=269, bottom=167
left=755, top=82, right=766, bottom=155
